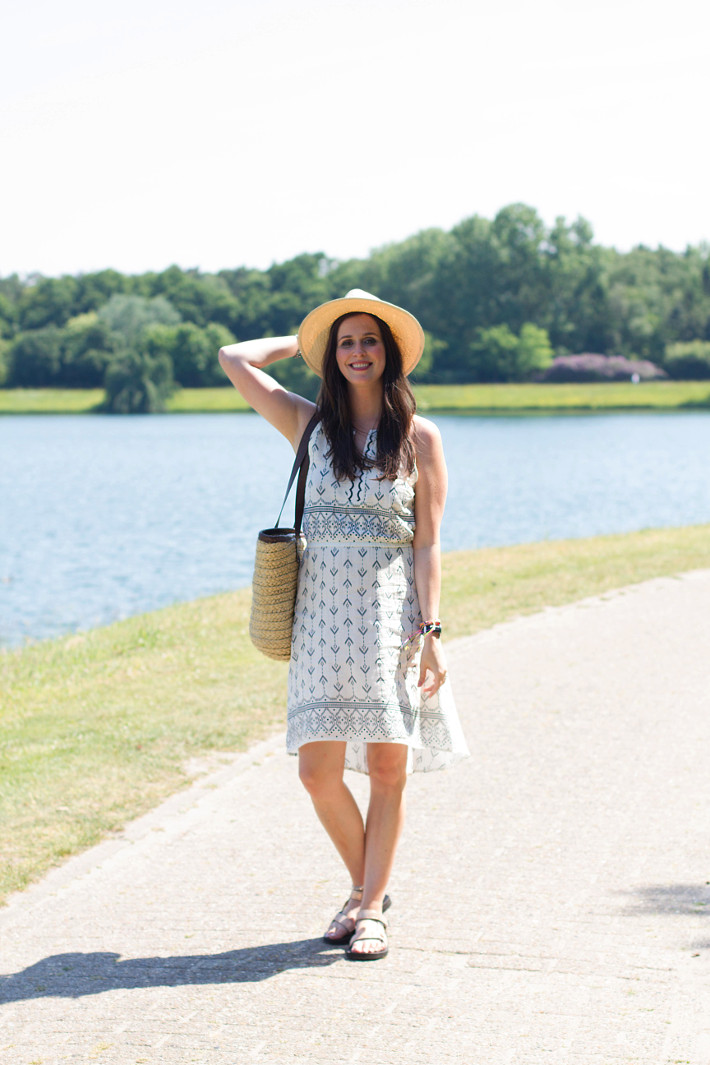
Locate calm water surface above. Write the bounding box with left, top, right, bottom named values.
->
left=2, top=411, right=709, bottom=647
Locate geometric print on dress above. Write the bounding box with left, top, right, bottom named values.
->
left=304, top=505, right=414, bottom=546
left=286, top=422, right=470, bottom=775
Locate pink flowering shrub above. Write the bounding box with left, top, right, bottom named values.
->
left=539, top=353, right=667, bottom=383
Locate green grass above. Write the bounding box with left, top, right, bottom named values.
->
left=2, top=523, right=710, bottom=904
left=167, top=388, right=251, bottom=412
left=413, top=380, right=710, bottom=411
left=0, top=389, right=105, bottom=414
left=2, top=381, right=709, bottom=415
left=441, top=524, right=710, bottom=637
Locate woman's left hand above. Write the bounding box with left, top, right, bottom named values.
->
left=418, top=635, right=449, bottom=696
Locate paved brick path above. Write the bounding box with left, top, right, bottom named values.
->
left=2, top=571, right=710, bottom=1065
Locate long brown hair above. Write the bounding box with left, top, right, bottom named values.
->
left=315, top=313, right=416, bottom=481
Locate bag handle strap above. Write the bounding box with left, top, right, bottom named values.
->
left=274, top=410, right=320, bottom=532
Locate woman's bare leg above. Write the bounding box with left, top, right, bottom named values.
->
left=298, top=741, right=365, bottom=885
left=350, top=742, right=408, bottom=956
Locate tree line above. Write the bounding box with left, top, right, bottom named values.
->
left=1, top=203, right=709, bottom=411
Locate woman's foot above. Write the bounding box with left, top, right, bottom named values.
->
left=323, top=890, right=392, bottom=945
left=346, top=909, right=389, bottom=961
left=323, top=886, right=363, bottom=944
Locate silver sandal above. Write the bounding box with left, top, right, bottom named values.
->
left=323, top=886, right=363, bottom=944
left=346, top=909, right=389, bottom=961
left=323, top=890, right=392, bottom=945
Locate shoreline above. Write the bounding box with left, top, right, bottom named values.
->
left=1, top=381, right=710, bottom=415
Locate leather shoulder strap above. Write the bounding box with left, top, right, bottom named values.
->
left=274, top=411, right=320, bottom=531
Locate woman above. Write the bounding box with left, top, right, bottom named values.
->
left=219, top=290, right=468, bottom=960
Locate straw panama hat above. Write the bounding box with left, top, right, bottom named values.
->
left=297, top=289, right=425, bottom=377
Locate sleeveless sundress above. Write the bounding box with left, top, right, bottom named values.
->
left=286, top=423, right=469, bottom=774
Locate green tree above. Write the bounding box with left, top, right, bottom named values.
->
left=18, top=276, right=79, bottom=331
left=6, top=327, right=63, bottom=386
left=97, top=294, right=180, bottom=345
left=325, top=255, right=385, bottom=301
left=542, top=216, right=610, bottom=354
left=104, top=351, right=174, bottom=413
left=144, top=321, right=235, bottom=387
left=147, top=266, right=240, bottom=329
left=605, top=247, right=666, bottom=359
left=0, top=293, right=17, bottom=339
left=0, top=338, right=9, bottom=385
left=663, top=340, right=710, bottom=379
left=60, top=312, right=115, bottom=387
left=467, top=324, right=520, bottom=382
left=265, top=254, right=333, bottom=336
left=466, top=323, right=553, bottom=382
left=73, top=270, right=127, bottom=314
left=490, top=203, right=548, bottom=333
left=356, top=228, right=457, bottom=329
left=217, top=267, right=276, bottom=339
left=517, top=323, right=554, bottom=376
left=431, top=213, right=499, bottom=356
left=408, top=331, right=442, bottom=383
left=97, top=295, right=181, bottom=410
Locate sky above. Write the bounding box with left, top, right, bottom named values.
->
left=2, top=0, right=709, bottom=279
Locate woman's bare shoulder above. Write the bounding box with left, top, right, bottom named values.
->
left=412, top=414, right=443, bottom=454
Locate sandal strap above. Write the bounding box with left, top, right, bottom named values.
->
left=328, top=912, right=354, bottom=934
left=325, top=888, right=363, bottom=937
left=350, top=912, right=389, bottom=953
left=355, top=909, right=388, bottom=929
left=332, top=887, right=363, bottom=917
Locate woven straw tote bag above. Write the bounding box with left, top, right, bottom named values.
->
left=249, top=413, right=319, bottom=661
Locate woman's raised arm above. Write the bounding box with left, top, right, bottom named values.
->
left=218, top=336, right=316, bottom=451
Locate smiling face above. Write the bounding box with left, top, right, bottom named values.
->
left=335, top=314, right=386, bottom=386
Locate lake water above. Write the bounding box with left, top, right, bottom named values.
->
left=2, top=411, right=710, bottom=648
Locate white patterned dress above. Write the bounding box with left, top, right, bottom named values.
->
left=287, top=423, right=469, bottom=774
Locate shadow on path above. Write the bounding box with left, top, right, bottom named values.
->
left=0, top=939, right=341, bottom=1004
left=619, top=882, right=710, bottom=950
left=620, top=882, right=710, bottom=918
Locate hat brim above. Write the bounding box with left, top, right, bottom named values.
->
left=298, top=295, right=425, bottom=378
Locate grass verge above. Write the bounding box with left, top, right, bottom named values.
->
left=2, top=523, right=710, bottom=904
left=0, top=389, right=105, bottom=414
left=413, top=380, right=710, bottom=411
left=1, top=381, right=709, bottom=415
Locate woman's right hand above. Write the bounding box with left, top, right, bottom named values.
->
left=418, top=634, right=448, bottom=697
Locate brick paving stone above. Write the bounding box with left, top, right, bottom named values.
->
left=2, top=571, right=710, bottom=1065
